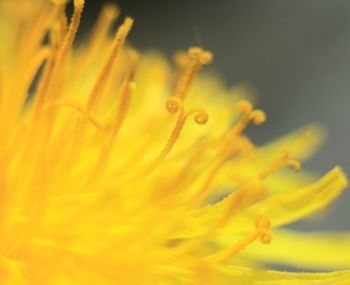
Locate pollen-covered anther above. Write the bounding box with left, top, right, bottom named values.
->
left=188, top=47, right=213, bottom=65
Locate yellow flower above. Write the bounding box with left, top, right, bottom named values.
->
left=0, top=0, right=349, bottom=284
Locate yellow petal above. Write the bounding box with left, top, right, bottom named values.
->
left=257, top=124, right=325, bottom=163
left=239, top=229, right=350, bottom=270
left=231, top=167, right=348, bottom=231
left=213, top=265, right=350, bottom=285
left=180, top=167, right=347, bottom=238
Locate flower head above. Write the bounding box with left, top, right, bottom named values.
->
left=0, top=0, right=349, bottom=284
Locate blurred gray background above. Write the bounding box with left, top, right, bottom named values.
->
left=79, top=0, right=350, bottom=232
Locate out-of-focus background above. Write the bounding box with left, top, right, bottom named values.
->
left=78, top=0, right=350, bottom=232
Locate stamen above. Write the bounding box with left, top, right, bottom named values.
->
left=35, top=0, right=83, bottom=113
left=110, top=81, right=135, bottom=140
left=86, top=17, right=133, bottom=112
left=17, top=3, right=54, bottom=60
left=142, top=106, right=209, bottom=177
left=226, top=100, right=266, bottom=140
left=143, top=108, right=186, bottom=177
left=42, top=100, right=106, bottom=130
left=171, top=47, right=212, bottom=102
left=81, top=81, right=136, bottom=188
left=24, top=47, right=50, bottom=95
left=53, top=0, right=84, bottom=77
left=54, top=0, right=68, bottom=41
left=86, top=3, right=119, bottom=53
left=190, top=137, right=254, bottom=206
left=203, top=217, right=271, bottom=264
left=258, top=149, right=301, bottom=180
left=83, top=51, right=138, bottom=187
left=33, top=50, right=55, bottom=120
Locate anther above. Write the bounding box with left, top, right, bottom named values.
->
left=170, top=47, right=213, bottom=104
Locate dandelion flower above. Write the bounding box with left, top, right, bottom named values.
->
left=0, top=0, right=349, bottom=284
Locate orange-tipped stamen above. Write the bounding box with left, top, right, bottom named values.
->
left=226, top=100, right=266, bottom=141
left=171, top=47, right=212, bottom=103
left=258, top=149, right=301, bottom=180
left=203, top=217, right=271, bottom=264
